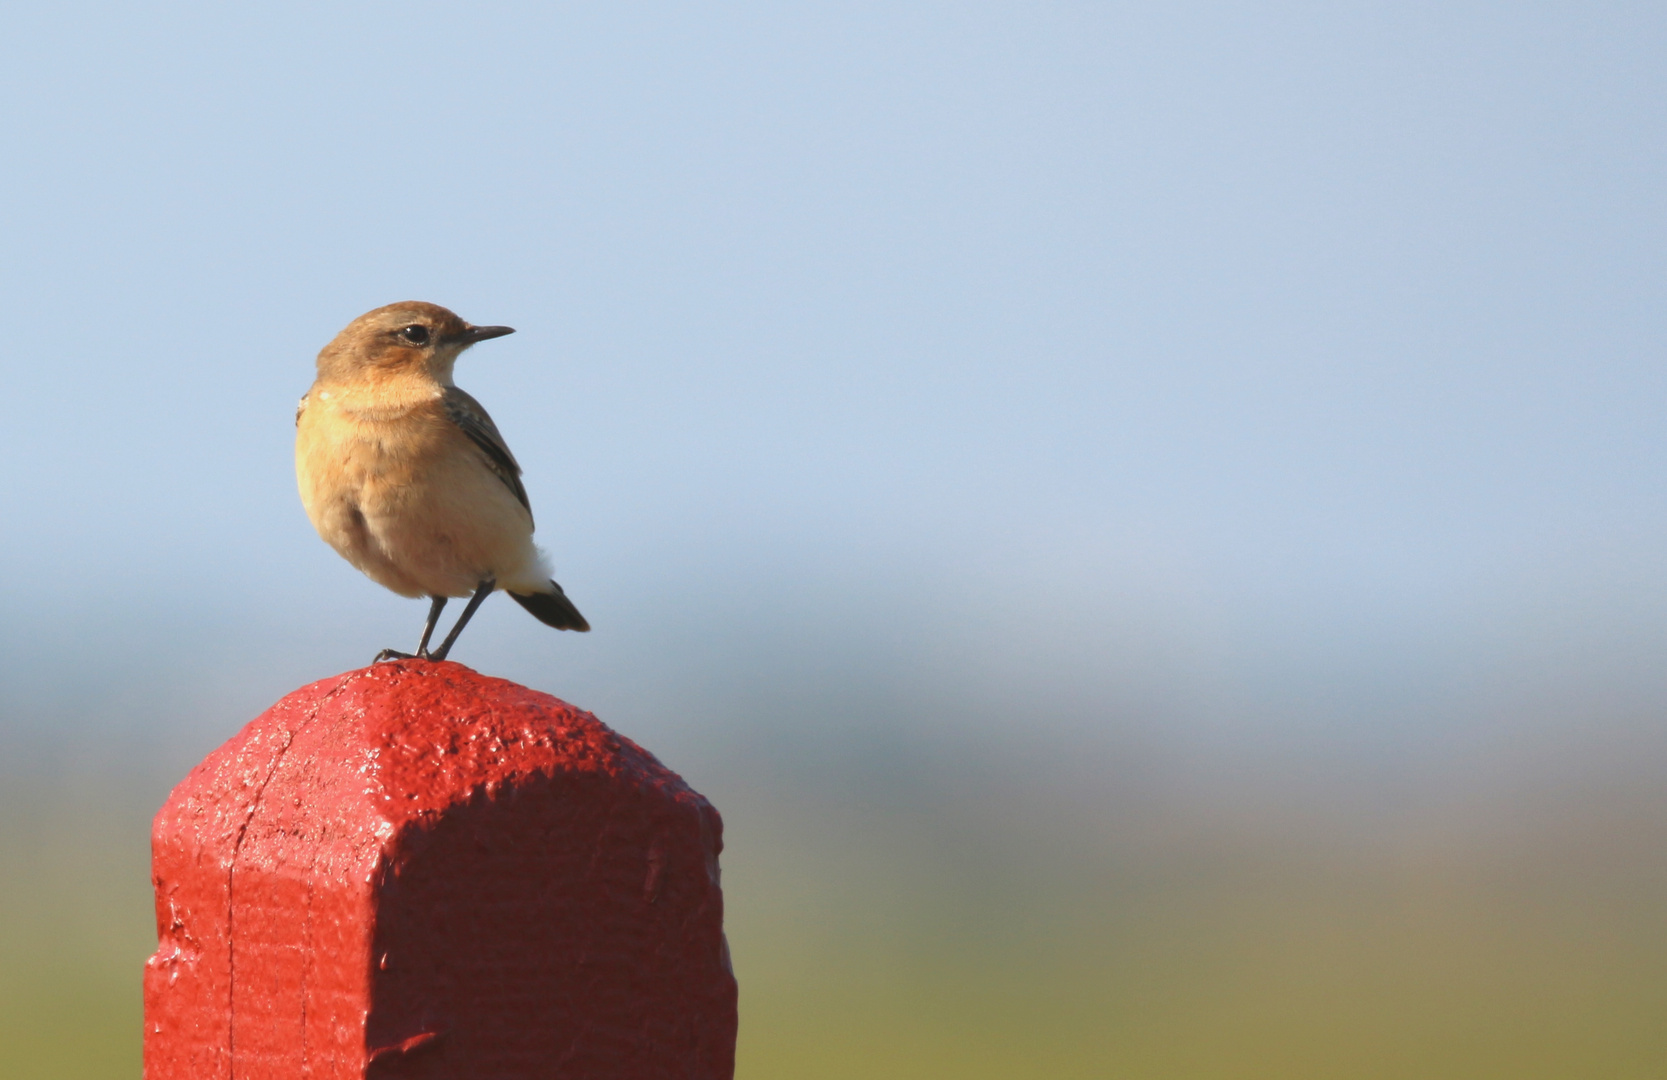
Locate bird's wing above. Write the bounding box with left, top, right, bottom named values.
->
left=442, top=385, right=533, bottom=519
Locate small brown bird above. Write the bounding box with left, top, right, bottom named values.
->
left=296, top=301, right=588, bottom=662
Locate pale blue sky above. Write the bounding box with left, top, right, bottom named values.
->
left=1, top=3, right=1664, bottom=782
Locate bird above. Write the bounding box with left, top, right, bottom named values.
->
left=295, top=301, right=589, bottom=663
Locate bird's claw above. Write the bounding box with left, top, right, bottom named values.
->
left=373, top=648, right=428, bottom=663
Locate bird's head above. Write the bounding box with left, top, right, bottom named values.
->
left=315, top=301, right=514, bottom=386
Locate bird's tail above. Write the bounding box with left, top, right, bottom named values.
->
left=509, top=581, right=590, bottom=632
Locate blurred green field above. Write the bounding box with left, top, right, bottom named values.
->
left=3, top=750, right=1665, bottom=1079
left=724, top=790, right=1667, bottom=1079
left=0, top=777, right=152, bottom=1080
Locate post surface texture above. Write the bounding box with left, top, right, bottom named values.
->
left=144, top=660, right=737, bottom=1079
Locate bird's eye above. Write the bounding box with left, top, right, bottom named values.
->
left=400, top=325, right=430, bottom=345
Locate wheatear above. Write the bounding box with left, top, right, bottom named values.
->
left=296, top=301, right=588, bottom=662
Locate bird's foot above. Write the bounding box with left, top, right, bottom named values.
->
left=373, top=648, right=423, bottom=663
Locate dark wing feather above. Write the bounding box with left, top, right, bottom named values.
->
left=442, top=386, right=532, bottom=519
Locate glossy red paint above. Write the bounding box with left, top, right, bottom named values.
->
left=144, top=661, right=737, bottom=1079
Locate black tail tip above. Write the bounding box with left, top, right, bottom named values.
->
left=509, top=583, right=590, bottom=632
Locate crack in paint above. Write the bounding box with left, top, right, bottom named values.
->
left=226, top=671, right=358, bottom=1077
left=301, top=864, right=313, bottom=1074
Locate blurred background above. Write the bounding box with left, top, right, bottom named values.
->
left=2, top=2, right=1666, bottom=1076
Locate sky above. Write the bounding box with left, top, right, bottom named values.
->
left=0, top=0, right=1662, bottom=788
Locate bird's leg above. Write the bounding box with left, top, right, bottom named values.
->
left=428, top=578, right=496, bottom=662
left=415, top=595, right=448, bottom=658
left=373, top=596, right=451, bottom=663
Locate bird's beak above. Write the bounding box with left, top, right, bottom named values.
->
left=451, top=324, right=516, bottom=345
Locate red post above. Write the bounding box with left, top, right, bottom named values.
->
left=143, top=661, right=737, bottom=1079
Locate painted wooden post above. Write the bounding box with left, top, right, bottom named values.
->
left=143, top=661, right=737, bottom=1079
